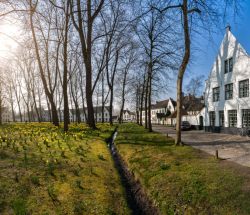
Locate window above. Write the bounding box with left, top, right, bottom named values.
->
left=229, top=58, right=233, bottom=73
left=239, top=79, right=249, bottom=98
left=242, top=109, right=250, bottom=127
left=228, top=110, right=237, bottom=127
left=225, top=83, right=233, bottom=100
left=224, top=59, right=228, bottom=74
left=219, top=111, right=224, bottom=127
left=209, top=111, right=215, bottom=126
left=224, top=57, right=233, bottom=74
left=213, top=87, right=220, bottom=102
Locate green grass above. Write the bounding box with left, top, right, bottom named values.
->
left=0, top=122, right=130, bottom=215
left=116, top=123, right=250, bottom=215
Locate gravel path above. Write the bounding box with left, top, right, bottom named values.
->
left=153, top=125, right=250, bottom=167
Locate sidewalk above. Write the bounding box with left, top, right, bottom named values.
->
left=153, top=125, right=250, bottom=167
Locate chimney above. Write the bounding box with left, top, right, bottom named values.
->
left=181, top=92, right=184, bottom=98
left=226, top=25, right=231, bottom=33
left=188, top=93, right=191, bottom=101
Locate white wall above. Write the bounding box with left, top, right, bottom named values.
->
left=205, top=29, right=250, bottom=128
left=182, top=108, right=205, bottom=126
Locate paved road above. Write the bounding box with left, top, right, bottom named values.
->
left=153, top=125, right=250, bottom=167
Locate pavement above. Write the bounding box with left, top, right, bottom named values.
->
left=153, top=125, right=250, bottom=168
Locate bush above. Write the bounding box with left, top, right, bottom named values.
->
left=74, top=201, right=86, bottom=215
left=11, top=198, right=27, bottom=215
left=30, top=175, right=40, bottom=186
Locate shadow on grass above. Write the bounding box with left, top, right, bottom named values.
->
left=117, top=140, right=174, bottom=147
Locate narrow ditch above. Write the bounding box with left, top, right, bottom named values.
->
left=107, top=128, right=160, bottom=215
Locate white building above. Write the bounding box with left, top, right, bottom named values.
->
left=15, top=106, right=110, bottom=123
left=61, top=106, right=110, bottom=123
left=204, top=26, right=250, bottom=134
left=122, top=109, right=136, bottom=122
left=142, top=98, right=176, bottom=124
left=168, top=95, right=205, bottom=129
left=94, top=106, right=110, bottom=122
left=1, top=107, right=12, bottom=123
left=182, top=95, right=205, bottom=129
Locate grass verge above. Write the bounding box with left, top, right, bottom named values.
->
left=0, top=122, right=130, bottom=215
left=116, top=123, right=250, bottom=215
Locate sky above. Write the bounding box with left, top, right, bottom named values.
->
left=0, top=2, right=249, bottom=106
left=162, top=1, right=250, bottom=101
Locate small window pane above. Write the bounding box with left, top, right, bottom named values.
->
left=239, top=79, right=249, bottom=98
left=213, top=87, right=220, bottom=102
left=225, top=83, right=233, bottom=100
left=242, top=109, right=250, bottom=127
left=224, top=60, right=228, bottom=74
left=229, top=58, right=233, bottom=73
left=228, top=110, right=237, bottom=127
left=219, top=111, right=224, bottom=127
left=209, top=111, right=215, bottom=126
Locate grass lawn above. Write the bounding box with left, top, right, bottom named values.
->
left=0, top=123, right=130, bottom=215
left=116, top=123, right=250, bottom=215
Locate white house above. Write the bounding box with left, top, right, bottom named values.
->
left=142, top=98, right=176, bottom=124
left=67, top=106, right=110, bottom=123
left=168, top=95, right=205, bottom=129
left=122, top=109, right=136, bottom=122
left=204, top=26, right=250, bottom=134
left=16, top=106, right=110, bottom=123
left=94, top=106, right=110, bottom=122
left=1, top=107, right=12, bottom=123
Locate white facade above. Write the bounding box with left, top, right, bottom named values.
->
left=2, top=108, right=12, bottom=123
left=69, top=107, right=110, bottom=123
left=13, top=106, right=110, bottom=123
left=182, top=108, right=205, bottom=128
left=142, top=98, right=176, bottom=124
left=123, top=109, right=136, bottom=122
left=204, top=27, right=250, bottom=131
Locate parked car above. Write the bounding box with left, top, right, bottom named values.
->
left=181, top=121, right=191, bottom=130
left=173, top=121, right=191, bottom=130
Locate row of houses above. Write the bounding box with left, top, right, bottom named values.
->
left=2, top=27, right=248, bottom=135
left=142, top=95, right=205, bottom=129
left=142, top=26, right=250, bottom=135
left=0, top=106, right=136, bottom=123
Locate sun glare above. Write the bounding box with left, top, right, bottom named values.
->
left=0, top=22, right=20, bottom=58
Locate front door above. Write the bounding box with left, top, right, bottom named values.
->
left=199, top=116, right=204, bottom=130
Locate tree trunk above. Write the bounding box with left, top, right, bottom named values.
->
left=140, top=74, right=146, bottom=126
left=148, top=64, right=153, bottom=132
left=109, top=88, right=113, bottom=125
left=101, top=71, right=105, bottom=123
left=63, top=0, right=70, bottom=132
left=85, top=61, right=96, bottom=128
left=46, top=96, right=52, bottom=122
left=0, top=96, right=2, bottom=125
left=119, top=68, right=128, bottom=124
left=144, top=74, right=149, bottom=129
left=29, top=2, right=59, bottom=126
left=175, top=0, right=190, bottom=145
left=136, top=86, right=140, bottom=124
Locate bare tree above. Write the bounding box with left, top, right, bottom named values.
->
left=29, top=0, right=60, bottom=126
left=70, top=0, right=105, bottom=129
left=186, top=75, right=205, bottom=96
left=119, top=45, right=136, bottom=123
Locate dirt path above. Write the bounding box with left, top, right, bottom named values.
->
left=153, top=125, right=250, bottom=167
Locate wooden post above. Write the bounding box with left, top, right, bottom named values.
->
left=215, top=150, right=219, bottom=159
